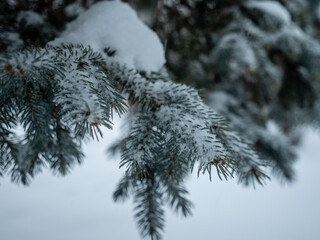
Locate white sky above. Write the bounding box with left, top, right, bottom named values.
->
left=0, top=120, right=320, bottom=240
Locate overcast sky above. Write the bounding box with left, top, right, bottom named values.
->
left=1, top=120, right=320, bottom=240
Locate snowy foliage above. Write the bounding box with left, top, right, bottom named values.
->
left=0, top=44, right=127, bottom=183
left=152, top=0, right=320, bottom=183
left=2, top=0, right=320, bottom=239
left=0, top=1, right=270, bottom=239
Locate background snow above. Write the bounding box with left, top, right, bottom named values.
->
left=0, top=118, right=319, bottom=240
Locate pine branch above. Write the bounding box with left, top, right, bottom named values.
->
left=48, top=117, right=84, bottom=176
left=133, top=170, right=164, bottom=240
left=113, top=174, right=135, bottom=202
left=0, top=44, right=126, bottom=183
left=165, top=182, right=193, bottom=217
left=107, top=63, right=268, bottom=185
left=109, top=64, right=269, bottom=239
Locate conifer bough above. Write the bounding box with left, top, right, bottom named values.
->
left=3, top=0, right=317, bottom=239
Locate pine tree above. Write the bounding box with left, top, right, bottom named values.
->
left=1, top=0, right=320, bottom=239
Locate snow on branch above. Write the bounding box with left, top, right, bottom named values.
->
left=0, top=44, right=126, bottom=184
left=106, top=63, right=269, bottom=184
left=0, top=44, right=126, bottom=139
left=51, top=1, right=165, bottom=72
left=0, top=1, right=272, bottom=239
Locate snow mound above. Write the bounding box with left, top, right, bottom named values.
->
left=51, top=1, right=165, bottom=72
left=210, top=33, right=258, bottom=76
left=17, top=11, right=44, bottom=26
left=245, top=0, right=291, bottom=24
